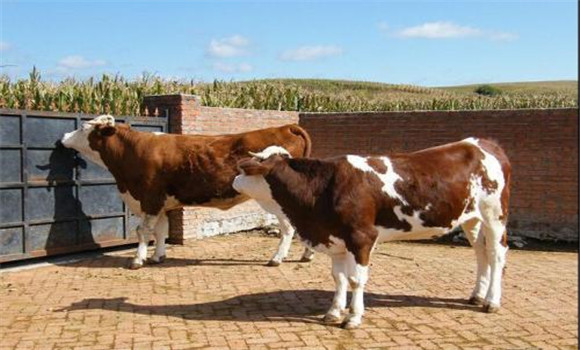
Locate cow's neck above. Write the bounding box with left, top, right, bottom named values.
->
left=266, top=159, right=334, bottom=212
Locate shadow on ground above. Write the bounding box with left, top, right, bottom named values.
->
left=56, top=289, right=481, bottom=325
left=63, top=254, right=310, bottom=269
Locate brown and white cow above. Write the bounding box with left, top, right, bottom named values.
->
left=233, top=138, right=511, bottom=329
left=61, top=115, right=314, bottom=269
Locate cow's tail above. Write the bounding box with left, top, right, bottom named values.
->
left=289, top=124, right=312, bottom=157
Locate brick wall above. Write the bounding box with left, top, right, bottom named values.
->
left=299, top=108, right=579, bottom=241
left=143, top=94, right=298, bottom=242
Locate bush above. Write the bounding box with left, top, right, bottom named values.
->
left=475, top=84, right=503, bottom=97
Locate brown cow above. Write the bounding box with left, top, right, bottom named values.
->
left=233, top=138, right=511, bottom=329
left=61, top=115, right=314, bottom=269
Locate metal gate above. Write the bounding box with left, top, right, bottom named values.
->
left=0, top=109, right=167, bottom=263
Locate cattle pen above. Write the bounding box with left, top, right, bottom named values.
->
left=0, top=98, right=577, bottom=349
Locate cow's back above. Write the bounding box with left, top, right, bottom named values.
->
left=158, top=125, right=311, bottom=209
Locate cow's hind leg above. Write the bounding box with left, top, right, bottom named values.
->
left=149, top=212, right=168, bottom=264
left=462, top=219, right=489, bottom=306
left=482, top=221, right=508, bottom=313
left=130, top=214, right=160, bottom=269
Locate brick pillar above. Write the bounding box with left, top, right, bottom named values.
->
left=142, top=94, right=202, bottom=134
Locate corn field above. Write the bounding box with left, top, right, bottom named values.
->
left=0, top=68, right=577, bottom=115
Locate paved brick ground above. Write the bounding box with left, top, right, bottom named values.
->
left=1, top=232, right=577, bottom=350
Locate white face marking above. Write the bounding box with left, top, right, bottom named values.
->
left=250, top=146, right=291, bottom=160
left=346, top=155, right=408, bottom=205
left=60, top=115, right=115, bottom=168
left=233, top=174, right=274, bottom=201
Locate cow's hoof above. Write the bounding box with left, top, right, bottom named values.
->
left=266, top=259, right=281, bottom=267
left=148, top=255, right=166, bottom=264
left=484, top=303, right=501, bottom=313
left=468, top=296, right=485, bottom=306
left=299, top=255, right=314, bottom=263
left=340, top=320, right=361, bottom=330
left=323, top=313, right=342, bottom=324
left=129, top=259, right=144, bottom=270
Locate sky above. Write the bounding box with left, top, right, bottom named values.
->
left=0, top=0, right=578, bottom=86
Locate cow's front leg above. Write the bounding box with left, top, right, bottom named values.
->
left=268, top=215, right=295, bottom=266
left=342, top=255, right=370, bottom=329
left=130, top=215, right=159, bottom=269
left=149, top=212, right=168, bottom=264
left=324, top=254, right=348, bottom=323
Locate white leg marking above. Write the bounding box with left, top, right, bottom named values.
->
left=343, top=254, right=369, bottom=329
left=131, top=214, right=159, bottom=269
left=482, top=222, right=508, bottom=311
left=324, top=254, right=348, bottom=323
left=462, top=219, right=489, bottom=302
left=268, top=215, right=295, bottom=266
left=150, top=213, right=168, bottom=263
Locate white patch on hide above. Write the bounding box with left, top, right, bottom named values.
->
left=346, top=155, right=408, bottom=205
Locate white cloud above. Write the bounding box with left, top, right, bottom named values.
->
left=58, top=55, right=106, bottom=69
left=0, top=41, right=11, bottom=52
left=393, top=21, right=518, bottom=42
left=279, top=45, right=344, bottom=61
left=213, top=62, right=253, bottom=73
left=207, top=35, right=250, bottom=58
left=397, top=21, right=481, bottom=38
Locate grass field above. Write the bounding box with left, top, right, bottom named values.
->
left=0, top=69, right=577, bottom=115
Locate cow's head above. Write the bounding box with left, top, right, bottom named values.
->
left=232, top=146, right=290, bottom=200
left=60, top=115, right=116, bottom=168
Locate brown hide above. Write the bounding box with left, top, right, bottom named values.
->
left=88, top=123, right=311, bottom=215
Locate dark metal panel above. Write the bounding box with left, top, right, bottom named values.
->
left=0, top=189, right=23, bottom=225
left=0, top=227, right=23, bottom=255
left=78, top=158, right=114, bottom=181
left=1, top=110, right=168, bottom=262
left=132, top=125, right=164, bottom=133
left=0, top=115, right=21, bottom=145
left=28, top=221, right=77, bottom=251
left=78, top=184, right=124, bottom=216
left=27, top=147, right=76, bottom=183
left=0, top=149, right=21, bottom=183
left=26, top=185, right=78, bottom=222
left=25, top=117, right=76, bottom=147
left=90, top=217, right=125, bottom=242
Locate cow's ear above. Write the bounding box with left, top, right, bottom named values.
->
left=237, top=158, right=269, bottom=176
left=97, top=125, right=116, bottom=137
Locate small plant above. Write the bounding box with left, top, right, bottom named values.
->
left=475, top=84, right=503, bottom=97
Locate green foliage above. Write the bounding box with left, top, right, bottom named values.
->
left=475, top=84, right=503, bottom=97
left=0, top=69, right=577, bottom=115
